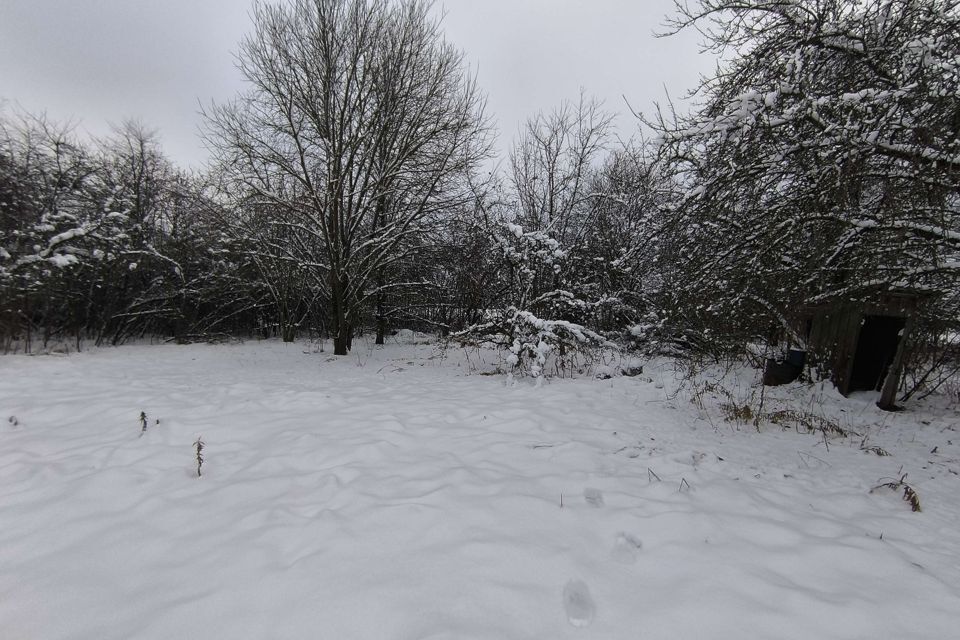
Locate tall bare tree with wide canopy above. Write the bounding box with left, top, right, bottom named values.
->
left=205, top=0, right=489, bottom=354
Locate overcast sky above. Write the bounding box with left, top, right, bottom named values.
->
left=0, top=0, right=713, bottom=167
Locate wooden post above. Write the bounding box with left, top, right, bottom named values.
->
left=878, top=317, right=912, bottom=411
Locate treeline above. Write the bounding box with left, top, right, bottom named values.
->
left=0, top=116, right=259, bottom=349
left=2, top=0, right=958, bottom=390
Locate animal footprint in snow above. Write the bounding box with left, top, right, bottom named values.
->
left=563, top=579, right=595, bottom=628
left=583, top=487, right=604, bottom=507
left=611, top=533, right=643, bottom=564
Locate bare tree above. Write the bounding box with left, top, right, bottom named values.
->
left=204, top=0, right=489, bottom=354
left=511, top=94, right=612, bottom=244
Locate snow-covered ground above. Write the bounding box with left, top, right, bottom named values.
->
left=1, top=339, right=958, bottom=639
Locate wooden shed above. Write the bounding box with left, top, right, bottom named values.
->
left=802, top=291, right=921, bottom=410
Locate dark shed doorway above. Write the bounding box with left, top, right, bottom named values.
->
left=849, top=315, right=906, bottom=392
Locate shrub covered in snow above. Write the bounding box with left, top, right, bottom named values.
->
left=459, top=307, right=613, bottom=379
left=455, top=219, right=617, bottom=379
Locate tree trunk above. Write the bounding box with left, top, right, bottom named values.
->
left=331, top=271, right=349, bottom=355
left=279, top=303, right=296, bottom=342
left=375, top=269, right=386, bottom=345
left=334, top=331, right=349, bottom=355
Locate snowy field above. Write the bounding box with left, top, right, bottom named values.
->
left=1, top=338, right=959, bottom=639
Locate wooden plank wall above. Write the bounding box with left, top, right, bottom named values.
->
left=807, top=309, right=862, bottom=395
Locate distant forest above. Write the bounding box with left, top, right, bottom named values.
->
left=2, top=0, right=957, bottom=393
